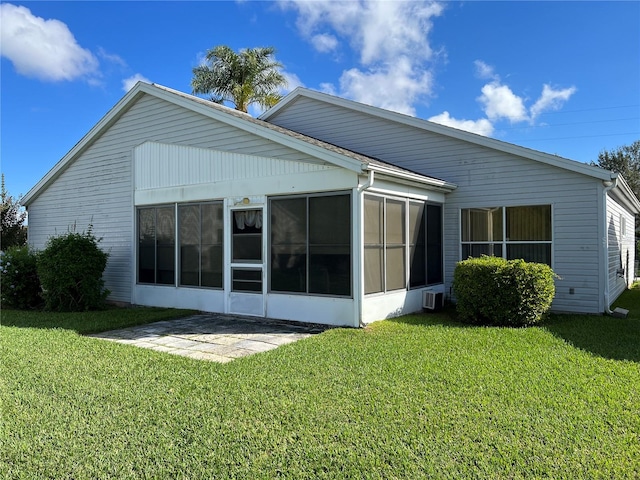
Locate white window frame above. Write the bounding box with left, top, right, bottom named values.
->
left=364, top=193, right=444, bottom=296
left=460, top=204, right=554, bottom=267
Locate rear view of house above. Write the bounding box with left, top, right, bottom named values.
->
left=23, top=83, right=639, bottom=326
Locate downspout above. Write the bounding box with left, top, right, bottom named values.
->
left=602, top=177, right=617, bottom=314
left=358, top=170, right=375, bottom=192
left=357, top=170, right=375, bottom=327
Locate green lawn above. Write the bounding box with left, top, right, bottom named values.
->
left=1, top=296, right=639, bottom=479
left=0, top=306, right=197, bottom=334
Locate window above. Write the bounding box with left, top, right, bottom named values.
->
left=232, top=209, right=263, bottom=263
left=461, top=205, right=552, bottom=265
left=364, top=196, right=384, bottom=294
left=621, top=215, right=627, bottom=237
left=426, top=204, right=443, bottom=285
left=364, top=195, right=443, bottom=295
left=138, top=206, right=175, bottom=285
left=385, top=199, right=406, bottom=291
left=270, top=193, right=351, bottom=297
left=179, top=202, right=223, bottom=288
left=409, top=202, right=426, bottom=288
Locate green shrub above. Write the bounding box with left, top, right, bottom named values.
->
left=37, top=229, right=110, bottom=311
left=453, top=256, right=556, bottom=327
left=0, top=246, right=43, bottom=309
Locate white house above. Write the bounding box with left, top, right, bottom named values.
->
left=23, top=82, right=639, bottom=327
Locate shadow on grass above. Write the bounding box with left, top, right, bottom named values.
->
left=543, top=287, right=640, bottom=363
left=388, top=300, right=639, bottom=363
left=1, top=307, right=198, bottom=335
left=543, top=314, right=639, bottom=363
left=385, top=305, right=473, bottom=329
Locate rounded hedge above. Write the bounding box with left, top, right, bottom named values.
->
left=37, top=230, right=110, bottom=311
left=452, top=256, right=556, bottom=327
left=0, top=246, right=43, bottom=310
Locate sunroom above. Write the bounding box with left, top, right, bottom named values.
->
left=132, top=141, right=455, bottom=327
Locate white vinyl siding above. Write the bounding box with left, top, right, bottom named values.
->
left=27, top=93, right=334, bottom=303
left=606, top=194, right=635, bottom=303
left=268, top=97, right=604, bottom=313
left=134, top=142, right=336, bottom=193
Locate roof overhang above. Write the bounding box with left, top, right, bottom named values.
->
left=23, top=82, right=371, bottom=206
left=261, top=87, right=620, bottom=183
left=610, top=174, right=640, bottom=214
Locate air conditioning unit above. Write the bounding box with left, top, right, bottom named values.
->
left=422, top=291, right=443, bottom=311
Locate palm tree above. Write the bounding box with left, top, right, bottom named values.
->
left=191, top=45, right=287, bottom=113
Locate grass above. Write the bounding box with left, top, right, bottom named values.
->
left=0, top=305, right=197, bottom=334
left=1, top=295, right=639, bottom=479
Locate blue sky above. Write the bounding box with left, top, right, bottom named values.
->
left=2, top=1, right=639, bottom=200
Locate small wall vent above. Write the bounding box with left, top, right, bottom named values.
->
left=422, top=291, right=443, bottom=311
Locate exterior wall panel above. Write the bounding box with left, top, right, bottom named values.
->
left=606, top=194, right=635, bottom=303
left=27, top=94, right=332, bottom=303
left=268, top=97, right=606, bottom=313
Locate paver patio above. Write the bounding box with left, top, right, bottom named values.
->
left=89, top=313, right=329, bottom=363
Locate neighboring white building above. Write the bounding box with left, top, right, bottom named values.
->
left=22, top=83, right=639, bottom=326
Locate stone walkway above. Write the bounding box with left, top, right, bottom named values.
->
left=89, top=313, right=329, bottom=363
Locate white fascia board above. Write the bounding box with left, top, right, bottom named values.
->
left=367, top=164, right=457, bottom=192
left=262, top=88, right=618, bottom=182
left=23, top=82, right=151, bottom=205
left=612, top=174, right=640, bottom=214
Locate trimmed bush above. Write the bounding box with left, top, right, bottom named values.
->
left=453, top=256, right=556, bottom=327
left=37, top=229, right=110, bottom=311
left=0, top=246, right=43, bottom=309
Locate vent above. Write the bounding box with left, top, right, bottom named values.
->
left=422, top=291, right=443, bottom=311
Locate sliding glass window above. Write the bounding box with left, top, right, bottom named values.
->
left=138, top=206, right=175, bottom=285
left=386, top=199, right=406, bottom=291
left=461, top=205, right=552, bottom=265
left=179, top=202, right=223, bottom=288
left=364, top=194, right=443, bottom=295
left=270, top=193, right=351, bottom=297
left=426, top=204, right=443, bottom=284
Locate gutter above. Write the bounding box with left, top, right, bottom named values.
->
left=367, top=164, right=457, bottom=192
left=602, top=176, right=617, bottom=314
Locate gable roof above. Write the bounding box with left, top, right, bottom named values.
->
left=22, top=83, right=455, bottom=206
left=261, top=87, right=620, bottom=183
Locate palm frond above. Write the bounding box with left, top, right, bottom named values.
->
left=190, top=44, right=287, bottom=113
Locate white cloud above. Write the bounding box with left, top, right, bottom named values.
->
left=339, top=56, right=432, bottom=116
left=473, top=61, right=576, bottom=125
left=280, top=0, right=444, bottom=114
left=311, top=33, right=338, bottom=53
left=428, top=111, right=494, bottom=136
left=478, top=81, right=529, bottom=123
left=97, top=47, right=127, bottom=67
left=530, top=84, right=577, bottom=120
left=280, top=70, right=305, bottom=94
left=474, top=60, right=497, bottom=80
left=0, top=3, right=99, bottom=82
left=282, top=0, right=444, bottom=64
left=429, top=62, right=576, bottom=138
left=122, top=73, right=151, bottom=92
left=319, top=82, right=337, bottom=96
